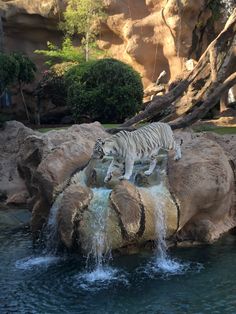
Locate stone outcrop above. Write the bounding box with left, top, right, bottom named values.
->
left=0, top=121, right=235, bottom=252
left=45, top=132, right=236, bottom=252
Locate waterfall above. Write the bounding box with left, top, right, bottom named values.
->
left=147, top=185, right=184, bottom=274
left=44, top=192, right=64, bottom=254
left=77, top=187, right=120, bottom=285
left=86, top=188, right=112, bottom=269
left=15, top=193, right=63, bottom=270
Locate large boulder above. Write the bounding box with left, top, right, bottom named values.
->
left=168, top=132, right=236, bottom=243
left=0, top=121, right=37, bottom=204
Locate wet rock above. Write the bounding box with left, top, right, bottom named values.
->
left=57, top=184, right=93, bottom=249
left=110, top=181, right=145, bottom=240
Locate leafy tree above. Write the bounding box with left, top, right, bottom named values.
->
left=60, top=0, right=106, bottom=61
left=35, top=37, right=84, bottom=65
left=12, top=53, right=37, bottom=121
left=0, top=53, right=19, bottom=95
left=65, top=58, right=143, bottom=123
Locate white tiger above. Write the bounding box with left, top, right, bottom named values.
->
left=92, top=122, right=182, bottom=182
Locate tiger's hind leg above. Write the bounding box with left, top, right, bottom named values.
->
left=174, top=142, right=182, bottom=161
left=144, top=156, right=157, bottom=176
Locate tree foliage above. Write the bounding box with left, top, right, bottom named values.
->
left=60, top=0, right=106, bottom=61
left=35, top=38, right=84, bottom=65
left=0, top=53, right=19, bottom=94
left=65, top=58, right=143, bottom=123
left=12, top=52, right=37, bottom=85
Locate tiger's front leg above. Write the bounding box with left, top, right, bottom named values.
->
left=119, top=157, right=134, bottom=181
left=144, top=157, right=157, bottom=176
left=104, top=158, right=115, bottom=183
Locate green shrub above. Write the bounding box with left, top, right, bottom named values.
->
left=65, top=58, right=143, bottom=123
left=36, top=62, right=76, bottom=106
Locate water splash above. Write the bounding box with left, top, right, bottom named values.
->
left=15, top=256, right=61, bottom=270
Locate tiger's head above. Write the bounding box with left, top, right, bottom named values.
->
left=92, top=138, right=118, bottom=159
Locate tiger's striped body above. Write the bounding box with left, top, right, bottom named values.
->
left=92, top=122, right=182, bottom=182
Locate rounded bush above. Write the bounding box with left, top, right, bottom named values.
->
left=65, top=58, right=143, bottom=123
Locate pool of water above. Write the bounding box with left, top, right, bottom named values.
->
left=1, top=225, right=236, bottom=314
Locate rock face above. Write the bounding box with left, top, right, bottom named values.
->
left=1, top=0, right=224, bottom=87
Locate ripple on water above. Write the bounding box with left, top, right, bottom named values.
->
left=15, top=256, right=62, bottom=270
left=74, top=266, right=129, bottom=291
left=137, top=256, right=204, bottom=279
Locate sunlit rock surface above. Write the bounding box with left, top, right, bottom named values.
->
left=1, top=0, right=221, bottom=87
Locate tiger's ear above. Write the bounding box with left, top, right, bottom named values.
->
left=97, top=138, right=105, bottom=145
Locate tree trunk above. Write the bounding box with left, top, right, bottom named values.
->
left=85, top=32, right=89, bottom=62
left=220, top=92, right=229, bottom=113
left=19, top=82, right=30, bottom=122
left=170, top=72, right=236, bottom=129
left=0, top=16, right=4, bottom=52
left=120, top=8, right=236, bottom=129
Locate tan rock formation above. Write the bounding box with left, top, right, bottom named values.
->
left=168, top=131, right=236, bottom=243
left=1, top=121, right=235, bottom=252
left=0, top=121, right=36, bottom=204
left=57, top=184, right=93, bottom=249
left=1, top=0, right=218, bottom=88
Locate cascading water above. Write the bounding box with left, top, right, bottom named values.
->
left=44, top=192, right=64, bottom=254
left=15, top=193, right=64, bottom=269
left=141, top=184, right=188, bottom=276
left=77, top=188, right=123, bottom=287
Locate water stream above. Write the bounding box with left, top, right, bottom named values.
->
left=15, top=193, right=64, bottom=270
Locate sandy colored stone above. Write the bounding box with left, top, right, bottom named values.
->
left=168, top=131, right=236, bottom=243
left=57, top=184, right=93, bottom=249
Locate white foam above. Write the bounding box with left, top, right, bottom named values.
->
left=75, top=266, right=129, bottom=291
left=15, top=256, right=61, bottom=270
